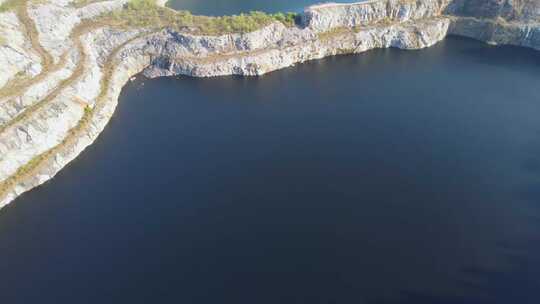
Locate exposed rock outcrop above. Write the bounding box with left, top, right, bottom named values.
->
left=301, top=0, right=539, bottom=49
left=447, top=0, right=540, bottom=21
left=0, top=11, right=42, bottom=89
left=143, top=17, right=451, bottom=78
left=0, top=0, right=538, bottom=208
left=301, top=0, right=453, bottom=32
left=445, top=0, right=540, bottom=49
left=449, top=16, right=540, bottom=50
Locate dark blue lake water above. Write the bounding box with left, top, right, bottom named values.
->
left=1, top=3, right=540, bottom=302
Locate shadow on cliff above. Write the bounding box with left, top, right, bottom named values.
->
left=448, top=36, right=540, bottom=74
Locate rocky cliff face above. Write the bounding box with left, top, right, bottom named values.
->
left=444, top=0, right=540, bottom=50
left=449, top=16, right=540, bottom=50
left=142, top=17, right=451, bottom=78
left=0, top=0, right=538, bottom=207
left=447, top=0, right=540, bottom=21
left=301, top=0, right=453, bottom=31
left=300, top=0, right=539, bottom=50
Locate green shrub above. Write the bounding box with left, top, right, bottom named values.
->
left=107, top=0, right=298, bottom=35
left=126, top=0, right=157, bottom=10
left=270, top=12, right=297, bottom=26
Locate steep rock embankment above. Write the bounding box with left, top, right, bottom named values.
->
left=449, top=17, right=540, bottom=50
left=447, top=0, right=540, bottom=21
left=301, top=0, right=453, bottom=32
left=446, top=0, right=540, bottom=49
left=0, top=0, right=538, bottom=208
left=300, top=0, right=539, bottom=50
left=142, top=18, right=451, bottom=78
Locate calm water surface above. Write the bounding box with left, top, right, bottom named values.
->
left=0, top=31, right=540, bottom=304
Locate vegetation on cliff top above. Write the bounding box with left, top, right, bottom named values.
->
left=0, top=0, right=23, bottom=12
left=107, top=0, right=298, bottom=35
left=0, top=0, right=297, bottom=35
left=70, top=0, right=110, bottom=8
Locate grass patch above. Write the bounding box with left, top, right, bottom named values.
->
left=71, top=0, right=95, bottom=8
left=0, top=0, right=24, bottom=12
left=317, top=26, right=357, bottom=40
left=71, top=0, right=109, bottom=8
left=0, top=0, right=47, bottom=12
left=106, top=0, right=298, bottom=35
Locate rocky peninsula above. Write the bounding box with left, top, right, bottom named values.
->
left=0, top=0, right=538, bottom=208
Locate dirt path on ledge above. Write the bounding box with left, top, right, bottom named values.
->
left=0, top=29, right=154, bottom=202
left=0, top=19, right=117, bottom=135
left=0, top=1, right=56, bottom=100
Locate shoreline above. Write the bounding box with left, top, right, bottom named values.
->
left=0, top=0, right=538, bottom=208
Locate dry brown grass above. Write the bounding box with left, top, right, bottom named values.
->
left=0, top=0, right=24, bottom=12
left=0, top=0, right=55, bottom=99
left=317, top=26, right=358, bottom=40
left=71, top=0, right=110, bottom=9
